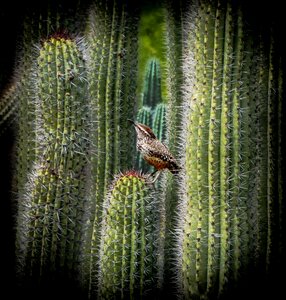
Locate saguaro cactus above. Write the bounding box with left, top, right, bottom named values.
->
left=16, top=34, right=91, bottom=280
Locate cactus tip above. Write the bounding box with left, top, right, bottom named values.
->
left=41, top=30, right=72, bottom=45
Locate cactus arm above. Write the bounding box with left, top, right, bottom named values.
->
left=142, top=59, right=162, bottom=107
left=104, top=1, right=120, bottom=190
left=162, top=0, right=184, bottom=290
left=83, top=2, right=113, bottom=294
left=92, top=0, right=111, bottom=206
left=113, top=8, right=125, bottom=174
left=181, top=3, right=199, bottom=297
left=266, top=36, right=277, bottom=271
left=194, top=2, right=216, bottom=292
left=230, top=7, right=247, bottom=281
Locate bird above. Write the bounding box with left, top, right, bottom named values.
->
left=128, top=119, right=180, bottom=182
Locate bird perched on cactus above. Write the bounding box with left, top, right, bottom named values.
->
left=129, top=119, right=180, bottom=182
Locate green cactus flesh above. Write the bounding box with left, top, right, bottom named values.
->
left=161, top=0, right=184, bottom=289
left=142, top=58, right=162, bottom=107
left=152, top=103, right=166, bottom=142
left=13, top=0, right=87, bottom=200
left=98, top=171, right=158, bottom=299
left=16, top=35, right=91, bottom=279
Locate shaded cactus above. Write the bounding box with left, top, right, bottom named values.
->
left=98, top=171, right=160, bottom=299
left=136, top=59, right=166, bottom=173
left=152, top=103, right=166, bottom=142
left=137, top=106, right=152, bottom=128
left=142, top=58, right=162, bottom=107
left=15, top=35, right=91, bottom=280
left=12, top=0, right=89, bottom=206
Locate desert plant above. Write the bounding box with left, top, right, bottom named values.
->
left=142, top=58, right=162, bottom=108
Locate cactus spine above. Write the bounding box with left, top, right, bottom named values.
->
left=16, top=35, right=91, bottom=280
left=0, top=83, right=19, bottom=134
left=98, top=171, right=159, bottom=299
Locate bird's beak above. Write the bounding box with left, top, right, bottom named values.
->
left=127, top=119, right=136, bottom=126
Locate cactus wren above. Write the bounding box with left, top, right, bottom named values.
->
left=129, top=119, right=180, bottom=182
